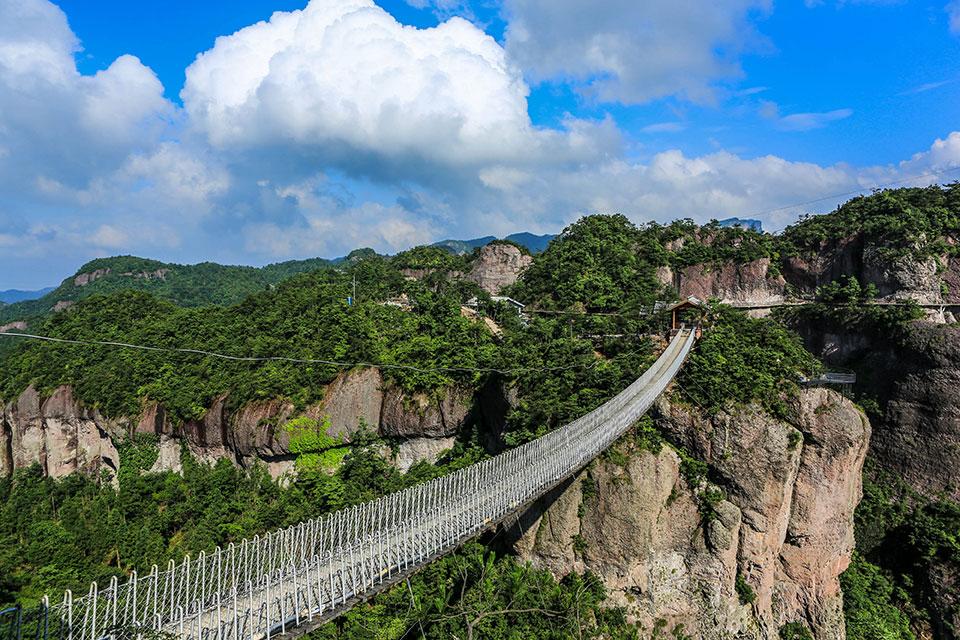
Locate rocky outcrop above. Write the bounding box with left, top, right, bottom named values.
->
left=122, top=269, right=170, bottom=281
left=0, top=372, right=482, bottom=481
left=781, top=234, right=948, bottom=304
left=673, top=258, right=787, bottom=306
left=74, top=268, right=111, bottom=287
left=861, top=250, right=943, bottom=304
left=509, top=446, right=755, bottom=638
left=792, top=319, right=960, bottom=502
left=1, top=385, right=120, bottom=480
left=782, top=235, right=864, bottom=296
left=392, top=437, right=456, bottom=472
left=509, top=389, right=869, bottom=639
left=466, top=243, right=532, bottom=295
left=380, top=385, right=472, bottom=439
left=0, top=320, right=26, bottom=333
left=318, top=367, right=383, bottom=439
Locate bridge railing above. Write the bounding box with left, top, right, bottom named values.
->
left=45, top=327, right=696, bottom=640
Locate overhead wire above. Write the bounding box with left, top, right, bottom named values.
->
left=741, top=165, right=960, bottom=220
left=0, top=329, right=655, bottom=378
left=3, top=172, right=956, bottom=380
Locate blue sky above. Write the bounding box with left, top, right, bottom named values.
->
left=1, top=0, right=959, bottom=288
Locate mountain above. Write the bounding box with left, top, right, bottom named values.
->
left=503, top=232, right=554, bottom=253
left=432, top=232, right=555, bottom=255
left=430, top=236, right=497, bottom=255
left=3, top=186, right=959, bottom=637
left=0, top=287, right=54, bottom=304
left=716, top=217, right=763, bottom=232
left=0, top=254, right=343, bottom=324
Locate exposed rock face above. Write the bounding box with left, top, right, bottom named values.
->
left=392, top=436, right=456, bottom=472
left=861, top=250, right=943, bottom=303
left=793, top=320, right=960, bottom=502
left=122, top=269, right=170, bottom=281
left=510, top=389, right=869, bottom=640
left=227, top=399, right=294, bottom=464
left=0, top=321, right=26, bottom=333
left=509, top=446, right=755, bottom=638
left=379, top=385, right=472, bottom=438
left=775, top=389, right=869, bottom=635
left=318, top=368, right=383, bottom=439
left=676, top=258, right=787, bottom=305
left=941, top=256, right=960, bottom=303
left=466, top=243, right=532, bottom=294
left=74, top=268, right=111, bottom=287
left=0, top=373, right=483, bottom=481
left=782, top=235, right=864, bottom=296
left=51, top=300, right=74, bottom=312
left=781, top=234, right=948, bottom=303
left=1, top=386, right=120, bottom=480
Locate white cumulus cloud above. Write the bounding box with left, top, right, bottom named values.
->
left=0, top=0, right=172, bottom=191
left=181, top=0, right=604, bottom=177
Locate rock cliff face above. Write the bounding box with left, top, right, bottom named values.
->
left=466, top=243, right=532, bottom=294
left=0, top=320, right=26, bottom=333
left=74, top=268, right=111, bottom=287
left=795, top=320, right=960, bottom=502
left=0, top=369, right=473, bottom=480
left=662, top=258, right=787, bottom=305
left=0, top=385, right=119, bottom=479
left=507, top=389, right=869, bottom=640
left=665, top=231, right=959, bottom=309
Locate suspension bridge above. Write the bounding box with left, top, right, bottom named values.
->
left=12, top=327, right=697, bottom=640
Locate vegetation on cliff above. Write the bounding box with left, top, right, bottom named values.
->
left=780, top=183, right=960, bottom=261
left=678, top=304, right=820, bottom=418
left=0, top=258, right=498, bottom=422
left=844, top=462, right=960, bottom=639
left=775, top=275, right=925, bottom=337
left=507, top=214, right=665, bottom=312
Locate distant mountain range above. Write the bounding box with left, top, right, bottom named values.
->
left=432, top=232, right=555, bottom=255
left=0, top=287, right=54, bottom=304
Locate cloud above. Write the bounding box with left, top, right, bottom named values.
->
left=2, top=0, right=960, bottom=291
left=777, top=108, right=853, bottom=131
left=181, top=0, right=608, bottom=183
left=640, top=122, right=686, bottom=134
left=948, top=1, right=960, bottom=34
left=0, top=0, right=173, bottom=192
left=461, top=132, right=960, bottom=235
left=759, top=102, right=853, bottom=131
left=898, top=79, right=953, bottom=95
left=502, top=0, right=770, bottom=104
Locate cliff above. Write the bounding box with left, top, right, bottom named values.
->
left=659, top=257, right=787, bottom=306
left=795, top=320, right=960, bottom=503
left=507, top=388, right=870, bottom=640
left=0, top=368, right=476, bottom=480
left=465, top=242, right=532, bottom=294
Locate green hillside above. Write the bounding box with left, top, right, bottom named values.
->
left=0, top=254, right=369, bottom=325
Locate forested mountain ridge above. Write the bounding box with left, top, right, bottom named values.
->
left=2, top=186, right=960, bottom=639
left=0, top=254, right=356, bottom=325
left=0, top=231, right=559, bottom=327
